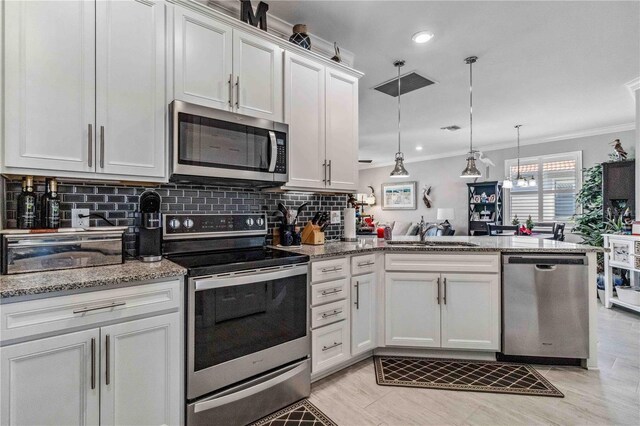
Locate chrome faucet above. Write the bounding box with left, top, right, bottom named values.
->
left=418, top=216, right=428, bottom=241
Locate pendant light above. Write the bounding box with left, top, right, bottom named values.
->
left=460, top=56, right=482, bottom=178
left=390, top=60, right=410, bottom=178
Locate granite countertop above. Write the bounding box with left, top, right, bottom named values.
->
left=272, top=235, right=604, bottom=259
left=0, top=259, right=187, bottom=299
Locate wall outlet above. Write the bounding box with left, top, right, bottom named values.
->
left=71, top=208, right=90, bottom=228
left=330, top=210, right=341, bottom=224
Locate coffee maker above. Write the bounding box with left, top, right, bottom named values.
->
left=137, top=190, right=162, bottom=262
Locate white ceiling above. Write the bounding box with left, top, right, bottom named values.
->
left=267, top=0, right=640, bottom=165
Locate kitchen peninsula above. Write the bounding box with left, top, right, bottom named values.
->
left=274, top=236, right=601, bottom=380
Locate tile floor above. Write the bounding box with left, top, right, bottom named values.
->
left=310, top=305, right=640, bottom=425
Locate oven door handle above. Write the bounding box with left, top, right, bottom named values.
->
left=268, top=131, right=278, bottom=172
left=194, top=265, right=308, bottom=291
left=193, top=360, right=308, bottom=413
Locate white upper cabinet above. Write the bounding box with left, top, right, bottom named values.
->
left=385, top=272, right=441, bottom=348
left=325, top=68, right=359, bottom=191
left=440, top=273, right=501, bottom=351
left=4, top=0, right=96, bottom=173
left=284, top=51, right=326, bottom=189
left=233, top=30, right=283, bottom=122
left=96, top=0, right=166, bottom=178
left=174, top=6, right=233, bottom=110
left=0, top=329, right=100, bottom=426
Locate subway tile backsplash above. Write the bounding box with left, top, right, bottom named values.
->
left=2, top=178, right=348, bottom=257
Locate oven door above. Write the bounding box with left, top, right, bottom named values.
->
left=187, top=264, right=309, bottom=400
left=171, top=100, right=287, bottom=184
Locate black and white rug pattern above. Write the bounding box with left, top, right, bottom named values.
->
left=249, top=399, right=338, bottom=426
left=374, top=356, right=564, bottom=398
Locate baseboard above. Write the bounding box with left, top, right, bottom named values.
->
left=374, top=347, right=497, bottom=361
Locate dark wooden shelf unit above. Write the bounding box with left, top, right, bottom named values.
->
left=467, top=181, right=503, bottom=236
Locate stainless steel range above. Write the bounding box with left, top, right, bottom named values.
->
left=163, top=213, right=310, bottom=426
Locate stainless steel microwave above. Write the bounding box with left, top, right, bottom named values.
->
left=170, top=101, right=288, bottom=187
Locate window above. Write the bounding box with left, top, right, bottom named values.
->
left=505, top=151, right=582, bottom=223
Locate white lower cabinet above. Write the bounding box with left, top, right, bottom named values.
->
left=384, top=269, right=501, bottom=351
left=351, top=273, right=376, bottom=355
left=0, top=329, right=100, bottom=426
left=385, top=272, right=441, bottom=347
left=441, top=273, right=501, bottom=350
left=100, top=313, right=180, bottom=426
left=0, top=279, right=182, bottom=426
left=311, top=320, right=350, bottom=373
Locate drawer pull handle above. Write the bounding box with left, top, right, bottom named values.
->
left=322, top=341, right=342, bottom=351
left=321, top=266, right=342, bottom=273
left=321, top=309, right=342, bottom=319
left=73, top=301, right=126, bottom=315
left=357, top=261, right=374, bottom=267
left=320, top=288, right=342, bottom=296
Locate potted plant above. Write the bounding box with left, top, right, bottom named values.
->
left=573, top=164, right=607, bottom=300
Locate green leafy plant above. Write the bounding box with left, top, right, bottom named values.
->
left=526, top=215, right=534, bottom=230
left=573, top=164, right=606, bottom=272
left=511, top=215, right=520, bottom=226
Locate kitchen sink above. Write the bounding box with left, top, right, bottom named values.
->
left=386, top=241, right=479, bottom=247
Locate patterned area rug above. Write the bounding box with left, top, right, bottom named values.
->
left=374, top=356, right=564, bottom=397
left=249, top=399, right=338, bottom=426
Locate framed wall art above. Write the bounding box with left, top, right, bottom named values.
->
left=381, top=181, right=417, bottom=210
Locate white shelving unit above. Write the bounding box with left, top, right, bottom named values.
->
left=603, top=234, right=640, bottom=313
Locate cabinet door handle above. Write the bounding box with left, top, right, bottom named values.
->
left=90, top=337, right=96, bottom=390
left=322, top=160, right=327, bottom=184
left=437, top=277, right=441, bottom=305
left=73, top=301, right=126, bottom=315
left=320, top=266, right=341, bottom=273
left=228, top=74, right=234, bottom=108
left=327, top=160, right=332, bottom=185
left=443, top=277, right=447, bottom=305
left=99, top=126, right=105, bottom=169
left=235, top=76, right=240, bottom=108
left=88, top=124, right=93, bottom=167
left=320, top=288, right=342, bottom=296
left=321, top=309, right=342, bottom=319
left=322, top=341, right=342, bottom=351
left=355, top=281, right=360, bottom=309
left=105, top=334, right=111, bottom=386
left=357, top=261, right=374, bottom=267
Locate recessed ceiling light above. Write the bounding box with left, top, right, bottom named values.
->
left=412, top=31, right=434, bottom=44
left=416, top=146, right=423, bottom=151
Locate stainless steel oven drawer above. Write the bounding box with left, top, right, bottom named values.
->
left=187, top=359, right=310, bottom=426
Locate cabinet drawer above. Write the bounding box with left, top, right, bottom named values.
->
left=311, top=299, right=348, bottom=329
left=385, top=253, right=499, bottom=273
left=311, top=320, right=350, bottom=374
left=311, top=278, right=348, bottom=307
left=351, top=254, right=376, bottom=276
left=1, top=278, right=182, bottom=344
left=311, top=257, right=349, bottom=283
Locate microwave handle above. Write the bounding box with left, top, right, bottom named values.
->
left=268, top=131, right=278, bottom=172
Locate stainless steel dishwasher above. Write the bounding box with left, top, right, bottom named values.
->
left=502, top=253, right=589, bottom=359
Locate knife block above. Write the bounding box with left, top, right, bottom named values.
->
left=301, top=221, right=325, bottom=245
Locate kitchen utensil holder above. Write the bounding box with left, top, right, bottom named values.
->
left=301, top=221, right=325, bottom=245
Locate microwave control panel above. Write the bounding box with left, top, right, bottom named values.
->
left=274, top=134, right=286, bottom=174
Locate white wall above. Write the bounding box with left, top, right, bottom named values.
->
left=359, top=130, right=636, bottom=235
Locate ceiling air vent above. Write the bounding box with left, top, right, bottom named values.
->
left=440, top=125, right=461, bottom=132
left=373, top=71, right=436, bottom=97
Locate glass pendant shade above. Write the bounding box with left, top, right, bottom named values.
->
left=502, top=179, right=513, bottom=189
left=528, top=176, right=537, bottom=187
left=460, top=156, right=482, bottom=178
left=516, top=176, right=527, bottom=187
left=390, top=152, right=410, bottom=177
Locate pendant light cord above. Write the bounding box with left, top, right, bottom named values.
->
left=397, top=62, right=402, bottom=154
left=469, top=60, right=473, bottom=155
left=515, top=124, right=522, bottom=178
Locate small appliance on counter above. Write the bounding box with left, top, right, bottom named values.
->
left=1, top=228, right=125, bottom=275
left=137, top=190, right=163, bottom=262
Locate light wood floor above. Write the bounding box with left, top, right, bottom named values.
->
left=309, top=305, right=640, bottom=425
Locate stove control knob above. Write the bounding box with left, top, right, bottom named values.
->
left=168, top=218, right=181, bottom=230
left=256, top=217, right=265, bottom=227
left=245, top=218, right=255, bottom=227
left=183, top=218, right=194, bottom=229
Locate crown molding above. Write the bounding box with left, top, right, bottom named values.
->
left=201, top=0, right=355, bottom=67
left=359, top=122, right=636, bottom=170
left=626, top=76, right=640, bottom=97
